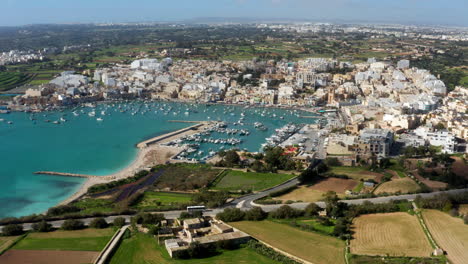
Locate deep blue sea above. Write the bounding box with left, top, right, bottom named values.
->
left=0, top=101, right=317, bottom=218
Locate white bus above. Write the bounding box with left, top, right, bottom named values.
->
left=187, top=205, right=206, bottom=213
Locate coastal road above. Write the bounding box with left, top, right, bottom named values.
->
left=1, top=187, right=467, bottom=232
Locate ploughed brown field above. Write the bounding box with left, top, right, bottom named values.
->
left=276, top=177, right=358, bottom=202
left=0, top=249, right=99, bottom=264
left=423, top=210, right=468, bottom=264
left=350, top=212, right=432, bottom=257
left=451, top=157, right=468, bottom=178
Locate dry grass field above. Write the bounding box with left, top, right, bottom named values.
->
left=350, top=212, right=432, bottom=257
left=374, top=178, right=421, bottom=194
left=276, top=177, right=356, bottom=202
left=231, top=220, right=345, bottom=264
left=275, top=187, right=326, bottom=202
left=0, top=236, right=21, bottom=254
left=423, top=210, right=468, bottom=264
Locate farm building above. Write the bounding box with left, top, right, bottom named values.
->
left=161, top=217, right=250, bottom=258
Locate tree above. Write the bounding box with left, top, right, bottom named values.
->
left=32, top=220, right=53, bottom=232
left=132, top=213, right=165, bottom=225
left=113, top=217, right=126, bottom=228
left=298, top=167, right=318, bottom=183
left=269, top=205, right=303, bottom=219
left=61, top=219, right=85, bottom=230
left=224, top=150, right=240, bottom=166
left=434, top=122, right=445, bottom=130
left=304, top=203, right=321, bottom=217
left=89, top=217, right=108, bottom=229
left=245, top=207, right=267, bottom=221
left=2, top=224, right=23, bottom=236
left=264, top=146, right=284, bottom=168
left=323, top=191, right=339, bottom=216
left=216, top=208, right=245, bottom=222
left=251, top=160, right=266, bottom=172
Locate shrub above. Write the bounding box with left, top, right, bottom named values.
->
left=464, top=215, right=468, bottom=225
left=216, top=208, right=245, bottom=222
left=245, top=207, right=267, bottom=221
left=131, top=213, right=165, bottom=225
left=61, top=219, right=85, bottom=230
left=269, top=186, right=297, bottom=197
left=113, top=217, right=126, bottom=228
left=47, top=205, right=81, bottom=216
left=179, top=211, right=203, bottom=219
left=269, top=205, right=303, bottom=219
left=304, top=203, right=321, bottom=217
left=32, top=220, right=53, bottom=232
left=2, top=224, right=24, bottom=236
left=247, top=240, right=300, bottom=264
left=89, top=217, right=108, bottom=229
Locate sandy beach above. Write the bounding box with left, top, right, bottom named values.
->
left=57, top=121, right=213, bottom=206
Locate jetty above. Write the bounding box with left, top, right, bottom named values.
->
left=136, top=122, right=211, bottom=149
left=34, top=171, right=113, bottom=180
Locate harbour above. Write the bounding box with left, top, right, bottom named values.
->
left=0, top=101, right=320, bottom=218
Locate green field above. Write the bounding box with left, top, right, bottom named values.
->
left=133, top=191, right=193, bottom=210
left=13, top=228, right=115, bottom=251
left=0, top=72, right=36, bottom=91
left=72, top=198, right=116, bottom=215
left=109, top=232, right=280, bottom=264
left=273, top=217, right=336, bottom=235
left=211, top=170, right=295, bottom=192
left=231, top=220, right=345, bottom=264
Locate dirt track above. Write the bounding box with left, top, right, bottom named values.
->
left=0, top=249, right=99, bottom=264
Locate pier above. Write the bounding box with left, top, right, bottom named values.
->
left=136, top=122, right=211, bottom=149
left=34, top=171, right=113, bottom=180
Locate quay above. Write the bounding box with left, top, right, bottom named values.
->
left=136, top=121, right=212, bottom=149
left=34, top=171, right=112, bottom=180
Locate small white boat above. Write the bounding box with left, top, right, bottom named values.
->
left=96, top=117, right=103, bottom=122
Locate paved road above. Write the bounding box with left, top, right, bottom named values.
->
left=2, top=161, right=467, bottom=233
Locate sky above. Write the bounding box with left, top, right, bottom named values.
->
left=2, top=0, right=467, bottom=27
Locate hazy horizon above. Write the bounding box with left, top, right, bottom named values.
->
left=2, top=0, right=467, bottom=27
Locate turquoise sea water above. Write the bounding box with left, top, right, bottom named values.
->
left=0, top=101, right=317, bottom=218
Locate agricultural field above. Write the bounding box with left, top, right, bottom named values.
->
left=329, top=166, right=383, bottom=181
left=231, top=220, right=345, bottom=264
left=350, top=212, right=432, bottom=257
left=0, top=250, right=99, bottom=264
left=451, top=156, right=468, bottom=178
left=0, top=236, right=21, bottom=254
left=349, top=255, right=445, bottom=264
left=374, top=178, right=421, bottom=195
left=276, top=177, right=357, bottom=202
left=211, top=170, right=295, bottom=192
left=154, top=164, right=221, bottom=191
left=12, top=228, right=115, bottom=251
left=109, top=232, right=280, bottom=264
left=0, top=72, right=36, bottom=91
left=423, top=210, right=468, bottom=264
left=132, top=191, right=193, bottom=210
